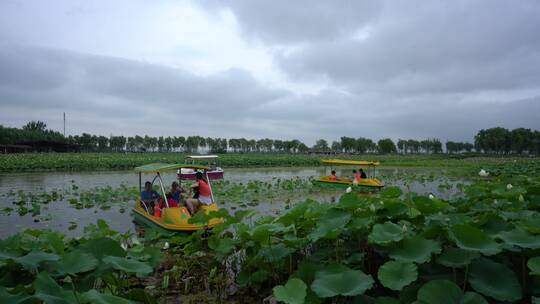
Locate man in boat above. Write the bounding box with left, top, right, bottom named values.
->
left=329, top=170, right=337, bottom=180
left=140, top=181, right=160, bottom=214
left=185, top=172, right=213, bottom=214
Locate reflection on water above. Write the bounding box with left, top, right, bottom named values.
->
left=0, top=167, right=466, bottom=237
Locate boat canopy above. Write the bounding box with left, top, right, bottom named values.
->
left=321, top=159, right=380, bottom=166
left=186, top=155, right=219, bottom=159
left=134, top=163, right=209, bottom=173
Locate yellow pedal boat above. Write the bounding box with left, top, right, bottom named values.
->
left=313, top=159, right=384, bottom=190
left=132, top=163, right=223, bottom=233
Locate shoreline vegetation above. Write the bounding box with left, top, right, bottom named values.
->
left=1, top=152, right=539, bottom=172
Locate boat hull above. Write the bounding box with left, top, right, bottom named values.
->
left=313, top=176, right=384, bottom=190
left=132, top=200, right=222, bottom=232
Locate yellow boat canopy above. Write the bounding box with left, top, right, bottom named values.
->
left=134, top=163, right=209, bottom=173
left=321, top=159, right=380, bottom=166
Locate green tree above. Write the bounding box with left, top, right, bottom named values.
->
left=377, top=138, right=397, bottom=154
left=313, top=139, right=329, bottom=151
left=22, top=121, right=47, bottom=133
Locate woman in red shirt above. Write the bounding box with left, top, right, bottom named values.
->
left=185, top=172, right=213, bottom=214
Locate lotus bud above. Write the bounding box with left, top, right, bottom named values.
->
left=429, top=194, right=435, bottom=200
left=120, top=242, right=128, bottom=251
left=379, top=200, right=384, bottom=205
left=369, top=204, right=376, bottom=212
left=163, top=242, right=170, bottom=250
left=519, top=194, right=524, bottom=202
left=506, top=184, right=513, bottom=190
left=402, top=224, right=407, bottom=232
left=346, top=187, right=352, bottom=193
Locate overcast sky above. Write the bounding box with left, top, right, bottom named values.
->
left=1, top=0, right=539, bottom=144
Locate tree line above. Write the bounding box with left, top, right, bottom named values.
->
left=1, top=121, right=539, bottom=155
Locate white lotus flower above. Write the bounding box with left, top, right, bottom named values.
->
left=346, top=187, right=352, bottom=193
left=479, top=169, right=489, bottom=177
left=120, top=242, right=128, bottom=251
left=506, top=184, right=513, bottom=190
left=519, top=194, right=524, bottom=202
left=402, top=224, right=408, bottom=232
left=429, top=194, right=435, bottom=200
left=163, top=242, right=170, bottom=250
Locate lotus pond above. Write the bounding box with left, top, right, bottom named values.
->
left=1, top=161, right=540, bottom=303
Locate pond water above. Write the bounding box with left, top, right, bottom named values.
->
left=0, top=166, right=467, bottom=237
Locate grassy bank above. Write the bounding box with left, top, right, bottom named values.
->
left=0, top=152, right=536, bottom=172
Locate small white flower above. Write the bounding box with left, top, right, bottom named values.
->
left=429, top=194, right=435, bottom=200
left=479, top=169, right=489, bottom=177
left=402, top=224, right=407, bottom=232
left=369, top=204, right=376, bottom=212
left=346, top=187, right=352, bottom=193
left=163, top=242, right=170, bottom=250
left=519, top=194, right=524, bottom=202
left=120, top=242, right=128, bottom=251
left=506, top=184, right=513, bottom=190
left=379, top=200, right=384, bottom=205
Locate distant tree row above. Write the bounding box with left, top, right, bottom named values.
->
left=1, top=122, right=539, bottom=155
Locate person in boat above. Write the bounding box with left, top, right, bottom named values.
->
left=329, top=170, right=337, bottom=180
left=154, top=181, right=183, bottom=217
left=352, top=169, right=361, bottom=184
left=140, top=181, right=159, bottom=214
left=185, top=172, right=213, bottom=214
left=359, top=168, right=367, bottom=179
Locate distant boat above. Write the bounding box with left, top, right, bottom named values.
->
left=177, top=155, right=224, bottom=180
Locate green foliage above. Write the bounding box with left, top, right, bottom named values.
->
left=311, top=264, right=374, bottom=298
left=378, top=261, right=417, bottom=291
left=273, top=278, right=307, bottom=304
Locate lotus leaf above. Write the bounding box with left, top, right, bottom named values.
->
left=381, top=187, right=402, bottom=198
left=448, top=224, right=501, bottom=255
left=78, top=237, right=126, bottom=260
left=0, top=286, right=32, bottom=304
left=273, top=278, right=307, bottom=304
left=260, top=243, right=293, bottom=263
left=15, top=250, right=60, bottom=270
left=251, top=223, right=285, bottom=244
left=311, top=264, right=373, bottom=298
left=368, top=222, right=404, bottom=245
left=54, top=250, right=98, bottom=275
left=498, top=227, right=540, bottom=249
left=417, top=280, right=487, bottom=304
left=347, top=217, right=372, bottom=232
left=81, top=289, right=132, bottom=304
left=389, top=236, right=441, bottom=263
left=436, top=247, right=479, bottom=268
left=33, top=271, right=77, bottom=304
left=468, top=257, right=522, bottom=302
left=309, top=208, right=351, bottom=240
left=102, top=256, right=153, bottom=276
left=377, top=261, right=417, bottom=291
left=208, top=236, right=236, bottom=256
left=528, top=257, right=540, bottom=275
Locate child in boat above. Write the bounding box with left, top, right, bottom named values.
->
left=329, top=170, right=337, bottom=180
left=140, top=181, right=159, bottom=214
left=167, top=181, right=184, bottom=206
left=353, top=170, right=361, bottom=184
left=185, top=172, right=213, bottom=214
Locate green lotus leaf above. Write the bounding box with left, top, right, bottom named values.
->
left=461, top=292, right=488, bottom=304
left=273, top=278, right=307, bottom=304
left=368, top=222, right=405, bottom=245
left=497, top=227, right=540, bottom=249
left=417, top=280, right=462, bottom=304
left=102, top=256, right=153, bottom=277
left=416, top=280, right=486, bottom=304
left=311, top=264, right=374, bottom=298
left=81, top=289, right=132, bottom=304
left=468, top=257, right=522, bottom=302
left=412, top=196, right=447, bottom=214
left=436, top=247, right=479, bottom=268
left=347, top=217, right=373, bottom=232
left=251, top=223, right=285, bottom=244
left=54, top=250, right=98, bottom=275
left=78, top=237, right=126, bottom=260
left=448, top=224, right=501, bottom=255
left=260, top=243, right=294, bottom=263
left=15, top=250, right=60, bottom=270
left=208, top=236, right=236, bottom=256
left=34, top=271, right=77, bottom=304
left=389, top=236, right=441, bottom=263
left=377, top=261, right=417, bottom=291
left=528, top=257, right=540, bottom=275
left=381, top=187, right=402, bottom=198
left=309, top=208, right=351, bottom=241
left=0, top=286, right=32, bottom=304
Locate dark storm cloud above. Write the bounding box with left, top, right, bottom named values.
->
left=201, top=0, right=382, bottom=43
left=0, top=44, right=289, bottom=136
